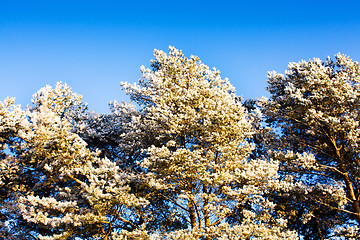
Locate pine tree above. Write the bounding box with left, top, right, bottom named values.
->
left=122, top=46, right=298, bottom=239
left=261, top=54, right=360, bottom=239
left=1, top=83, right=148, bottom=239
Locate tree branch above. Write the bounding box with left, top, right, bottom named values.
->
left=309, top=196, right=358, bottom=217
left=159, top=193, right=189, bottom=212
left=209, top=204, right=243, bottom=227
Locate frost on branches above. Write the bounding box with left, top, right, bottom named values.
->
left=121, top=46, right=297, bottom=239
left=0, top=83, right=148, bottom=240
left=261, top=54, right=360, bottom=239
left=0, top=48, right=301, bottom=239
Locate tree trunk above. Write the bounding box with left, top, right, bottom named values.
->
left=203, top=185, right=210, bottom=228
left=339, top=165, right=360, bottom=224
left=188, top=199, right=197, bottom=229
left=331, top=136, right=360, bottom=224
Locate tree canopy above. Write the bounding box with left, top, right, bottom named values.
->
left=260, top=54, right=360, bottom=239
left=1, top=47, right=360, bottom=239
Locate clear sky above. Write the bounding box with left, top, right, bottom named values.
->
left=1, top=0, right=360, bottom=113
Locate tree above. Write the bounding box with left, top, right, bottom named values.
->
left=122, top=46, right=298, bottom=239
left=0, top=97, right=32, bottom=239
left=261, top=53, right=360, bottom=239
left=0, top=83, right=148, bottom=239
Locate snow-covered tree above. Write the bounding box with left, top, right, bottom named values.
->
left=0, top=83, right=148, bottom=239
left=122, top=46, right=298, bottom=239
left=0, top=97, right=33, bottom=239
left=261, top=53, right=360, bottom=239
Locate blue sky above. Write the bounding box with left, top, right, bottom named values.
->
left=1, top=0, right=360, bottom=113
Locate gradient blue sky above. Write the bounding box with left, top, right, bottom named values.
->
left=1, top=0, right=360, bottom=113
